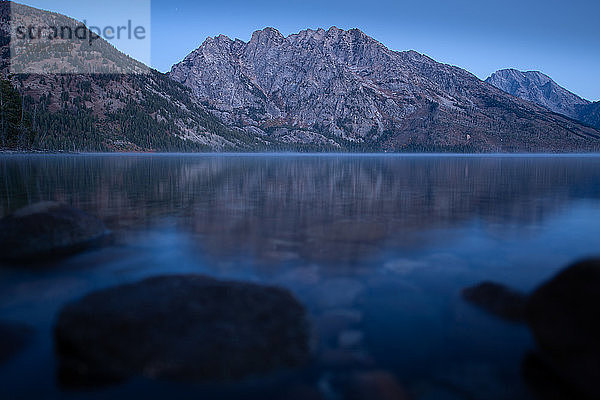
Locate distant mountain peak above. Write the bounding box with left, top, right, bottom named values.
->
left=486, top=69, right=589, bottom=119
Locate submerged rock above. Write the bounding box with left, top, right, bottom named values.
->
left=332, top=370, right=410, bottom=400
left=521, top=352, right=586, bottom=400
left=311, top=278, right=365, bottom=309
left=338, top=330, right=365, bottom=349
left=462, top=281, right=527, bottom=322
left=0, top=202, right=109, bottom=263
left=54, top=275, right=310, bottom=387
left=462, top=259, right=600, bottom=399
left=0, top=322, right=34, bottom=365
left=525, top=259, right=600, bottom=399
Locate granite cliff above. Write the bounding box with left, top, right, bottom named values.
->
left=170, top=27, right=600, bottom=152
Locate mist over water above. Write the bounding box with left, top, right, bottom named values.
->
left=2, top=154, right=600, bottom=399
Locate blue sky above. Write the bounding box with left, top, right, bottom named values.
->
left=20, top=0, right=600, bottom=101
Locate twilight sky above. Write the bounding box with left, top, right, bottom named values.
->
left=21, top=0, right=600, bottom=101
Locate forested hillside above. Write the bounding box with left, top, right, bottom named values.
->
left=0, top=2, right=272, bottom=152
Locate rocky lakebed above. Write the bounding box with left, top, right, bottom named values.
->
left=0, top=201, right=598, bottom=399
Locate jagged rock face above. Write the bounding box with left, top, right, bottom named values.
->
left=485, top=69, right=590, bottom=120
left=171, top=27, right=600, bottom=152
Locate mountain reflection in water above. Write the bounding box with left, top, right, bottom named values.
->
left=2, top=154, right=600, bottom=264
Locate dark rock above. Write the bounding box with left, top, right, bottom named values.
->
left=462, top=281, right=527, bottom=322
left=54, top=275, right=310, bottom=387
left=278, top=384, right=325, bottom=400
left=0, top=202, right=110, bottom=263
left=0, top=322, right=34, bottom=365
left=525, top=259, right=600, bottom=399
left=333, top=370, right=410, bottom=400
left=522, top=352, right=585, bottom=400
left=462, top=260, right=600, bottom=398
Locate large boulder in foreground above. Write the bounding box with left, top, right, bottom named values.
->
left=462, top=259, right=600, bottom=399
left=0, top=202, right=109, bottom=263
left=55, top=275, right=310, bottom=387
left=525, top=259, right=600, bottom=399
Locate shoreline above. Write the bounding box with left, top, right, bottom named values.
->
left=2, top=150, right=600, bottom=157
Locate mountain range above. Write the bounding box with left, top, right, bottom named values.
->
left=169, top=27, right=600, bottom=152
left=1, top=2, right=599, bottom=153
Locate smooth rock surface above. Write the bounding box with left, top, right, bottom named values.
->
left=54, top=275, right=310, bottom=387
left=0, top=202, right=109, bottom=263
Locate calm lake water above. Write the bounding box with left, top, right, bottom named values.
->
left=1, top=154, right=600, bottom=399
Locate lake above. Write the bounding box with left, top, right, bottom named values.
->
left=1, top=154, right=600, bottom=399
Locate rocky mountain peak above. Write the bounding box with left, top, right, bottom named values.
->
left=495, top=69, right=553, bottom=86
left=199, top=34, right=236, bottom=51
left=215, top=34, right=234, bottom=43
left=486, top=69, right=590, bottom=119
left=250, top=27, right=286, bottom=45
